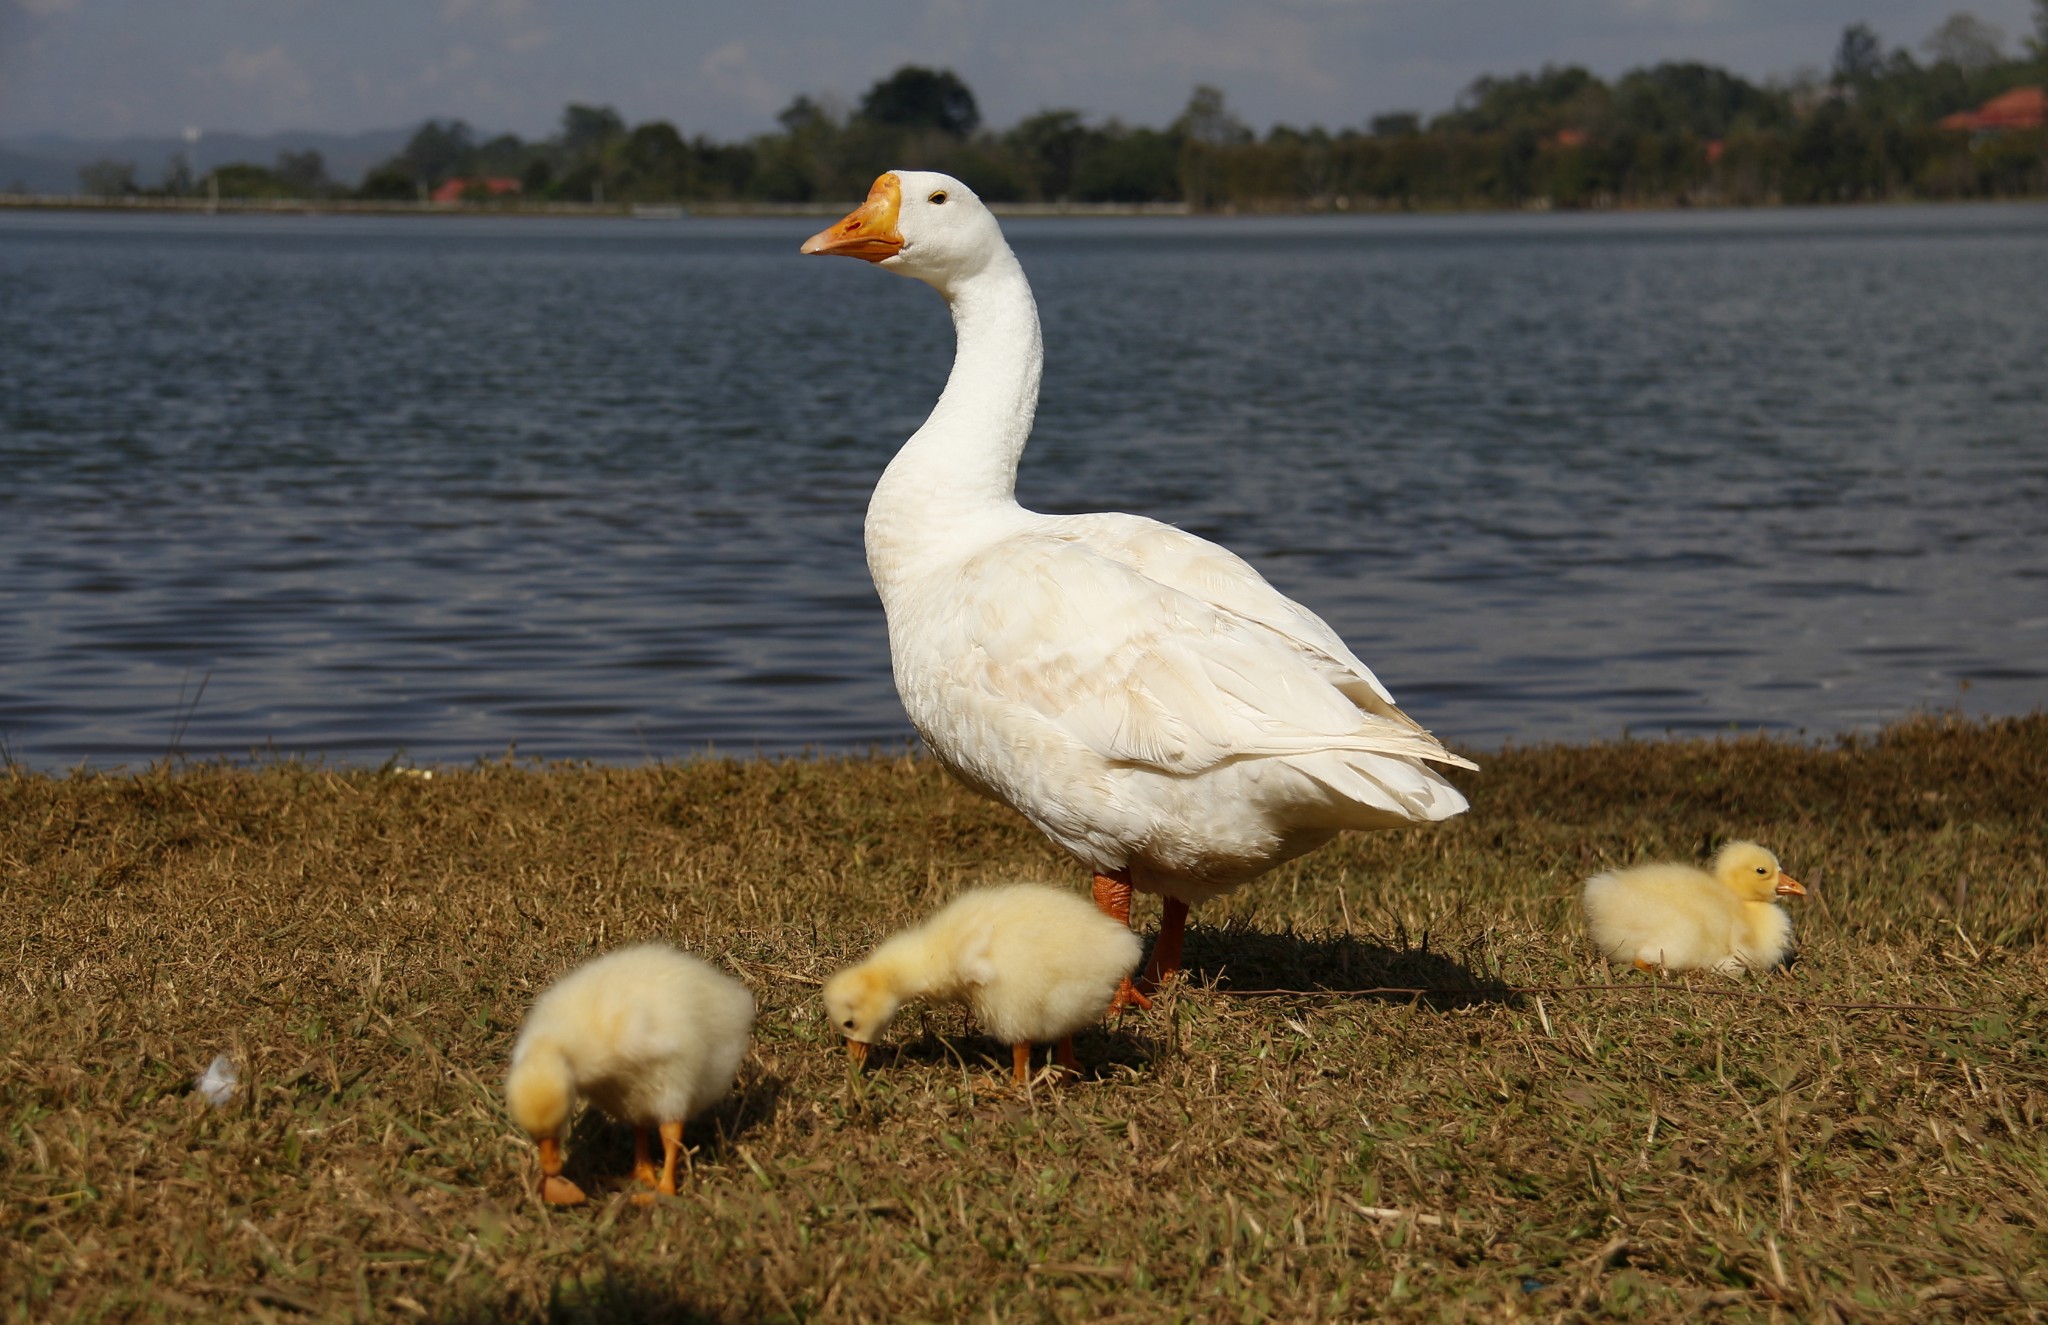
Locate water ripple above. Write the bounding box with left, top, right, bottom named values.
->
left=1, top=205, right=2045, bottom=767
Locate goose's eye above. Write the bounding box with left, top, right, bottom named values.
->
left=928, top=190, right=948, bottom=205
left=1756, top=866, right=1769, bottom=875
left=842, top=1019, right=855, bottom=1029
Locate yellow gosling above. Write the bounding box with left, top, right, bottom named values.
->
left=505, top=943, right=754, bottom=1205
left=1582, top=840, right=1806, bottom=975
left=822, top=884, right=1142, bottom=1085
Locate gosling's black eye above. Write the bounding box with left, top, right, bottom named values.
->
left=928, top=190, right=948, bottom=204
left=1757, top=867, right=1769, bottom=874
left=843, top=1019, right=855, bottom=1029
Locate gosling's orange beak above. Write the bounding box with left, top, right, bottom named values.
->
left=1776, top=872, right=1806, bottom=897
left=801, top=173, right=904, bottom=262
left=535, top=1135, right=587, bottom=1206
left=845, top=1039, right=870, bottom=1067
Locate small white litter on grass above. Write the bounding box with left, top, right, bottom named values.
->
left=195, top=1054, right=239, bottom=1107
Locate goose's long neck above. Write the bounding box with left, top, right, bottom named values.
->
left=866, top=247, right=1042, bottom=590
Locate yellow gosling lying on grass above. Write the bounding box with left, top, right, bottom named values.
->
left=823, top=883, right=1142, bottom=1085
left=505, top=943, right=755, bottom=1206
left=1582, top=840, right=1806, bottom=975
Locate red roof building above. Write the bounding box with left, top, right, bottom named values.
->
left=430, top=176, right=523, bottom=204
left=1939, top=86, right=2047, bottom=133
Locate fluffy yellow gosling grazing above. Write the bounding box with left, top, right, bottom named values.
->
left=822, top=884, right=1142, bottom=1086
left=1581, top=841, right=1806, bottom=975
left=505, top=943, right=755, bottom=1206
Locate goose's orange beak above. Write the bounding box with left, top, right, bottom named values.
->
left=845, top=1038, right=870, bottom=1067
left=801, top=174, right=904, bottom=262
left=1775, top=872, right=1806, bottom=897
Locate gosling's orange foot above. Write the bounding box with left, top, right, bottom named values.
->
left=1052, top=1036, right=1084, bottom=1084
left=632, top=1125, right=660, bottom=1188
left=541, top=1174, right=588, bottom=1206
left=629, top=1189, right=660, bottom=1207
left=1108, top=974, right=1153, bottom=1013
left=655, top=1120, right=684, bottom=1197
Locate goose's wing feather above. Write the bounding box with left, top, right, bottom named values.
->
left=944, top=531, right=1468, bottom=777
left=1056, top=512, right=1434, bottom=733
left=1049, top=512, right=1473, bottom=765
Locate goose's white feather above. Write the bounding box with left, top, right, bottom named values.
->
left=827, top=170, right=1473, bottom=906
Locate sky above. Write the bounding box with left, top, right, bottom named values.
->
left=2, top=0, right=2041, bottom=143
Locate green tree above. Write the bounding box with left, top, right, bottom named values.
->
left=777, top=96, right=833, bottom=136
left=1922, top=12, right=2008, bottom=69
left=857, top=66, right=980, bottom=136
left=274, top=149, right=329, bottom=196
left=205, top=162, right=294, bottom=199
left=471, top=133, right=532, bottom=178
left=560, top=104, right=626, bottom=158
left=160, top=153, right=194, bottom=196
left=1174, top=85, right=1249, bottom=208
left=1834, top=23, right=1887, bottom=84
left=615, top=121, right=693, bottom=199
left=1174, top=85, right=1251, bottom=145
left=1006, top=109, right=1091, bottom=199
left=397, top=119, right=475, bottom=189
left=1435, top=65, right=1604, bottom=133
left=1612, top=63, right=1788, bottom=136
left=77, top=159, right=137, bottom=196
left=1072, top=124, right=1180, bottom=202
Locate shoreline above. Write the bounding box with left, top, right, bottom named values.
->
left=6, top=708, right=2040, bottom=781
left=7, top=190, right=2046, bottom=221
left=0, top=192, right=1192, bottom=219
left=8, top=708, right=2039, bottom=782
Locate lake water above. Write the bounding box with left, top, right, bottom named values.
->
left=2, top=203, right=2045, bottom=770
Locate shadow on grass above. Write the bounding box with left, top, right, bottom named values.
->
left=1176, top=922, right=1521, bottom=1009
left=438, top=1268, right=726, bottom=1324
left=862, top=1021, right=1161, bottom=1084
left=559, top=1071, right=787, bottom=1194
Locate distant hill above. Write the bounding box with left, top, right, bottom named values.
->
left=0, top=127, right=414, bottom=194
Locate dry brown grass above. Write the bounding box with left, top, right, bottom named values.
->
left=5, top=715, right=2046, bottom=1323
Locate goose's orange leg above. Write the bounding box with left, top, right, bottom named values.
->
left=1143, top=897, right=1190, bottom=991
left=1012, top=1042, right=1032, bottom=1086
left=1092, top=870, right=1152, bottom=1012
left=1054, top=1036, right=1082, bottom=1081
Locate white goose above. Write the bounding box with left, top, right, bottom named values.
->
left=803, top=172, right=1475, bottom=1004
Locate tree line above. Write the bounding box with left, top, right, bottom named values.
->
left=88, top=11, right=2048, bottom=210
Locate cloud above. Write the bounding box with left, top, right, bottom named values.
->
left=1610, top=0, right=1735, bottom=21
left=215, top=44, right=313, bottom=102
left=15, top=0, right=86, bottom=15
left=440, top=0, right=549, bottom=60
left=695, top=41, right=788, bottom=121
left=442, top=0, right=535, bottom=20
